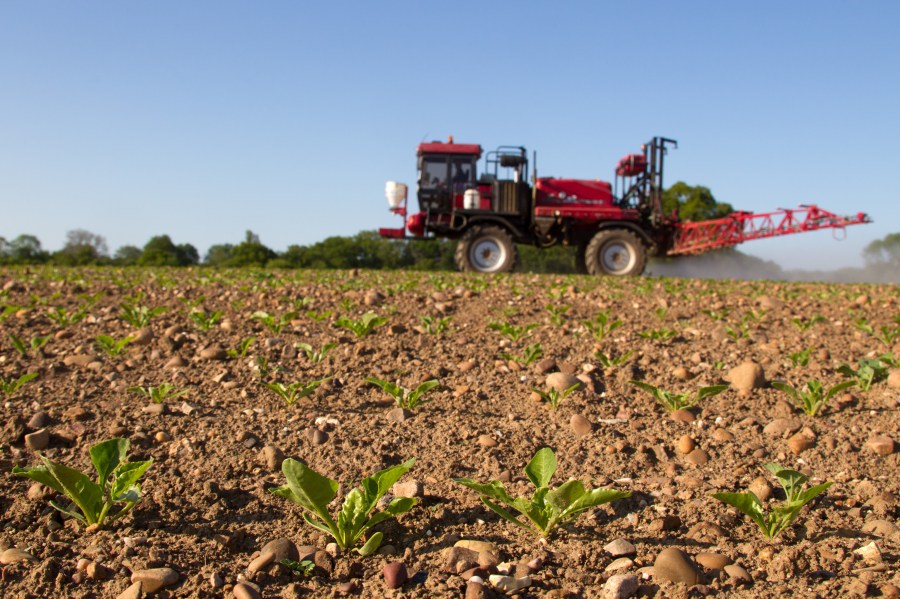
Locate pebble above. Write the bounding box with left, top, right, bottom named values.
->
left=199, top=345, right=227, bottom=360
left=26, top=411, right=49, bottom=429
left=546, top=372, right=583, bottom=393
left=604, top=538, right=637, bottom=557
left=677, top=435, right=695, bottom=455
left=724, top=563, right=752, bottom=583
left=887, top=369, right=900, bottom=389
left=63, top=354, right=96, bottom=367
left=763, top=418, right=799, bottom=437
left=387, top=407, right=411, bottom=423
left=670, top=409, right=695, bottom=423
left=672, top=366, right=690, bottom=380
left=154, top=431, right=171, bottom=443
left=605, top=557, right=635, bottom=572
left=712, top=427, right=734, bottom=441
left=165, top=355, right=187, bottom=368
left=787, top=431, right=815, bottom=454
left=653, top=548, right=703, bottom=585
left=130, top=568, right=179, bottom=593
left=685, top=449, right=709, bottom=465
left=392, top=479, right=424, bottom=498
left=726, top=361, right=765, bottom=395
left=210, top=572, right=224, bottom=588
left=24, top=428, right=50, bottom=450
left=262, top=445, right=285, bottom=471
left=455, top=540, right=498, bottom=555
left=749, top=477, right=773, bottom=502
left=604, top=573, right=639, bottom=598
left=116, top=582, right=143, bottom=599
left=866, top=435, right=895, bottom=456
left=466, top=578, right=486, bottom=599
left=477, top=434, right=497, bottom=448
left=695, top=552, right=730, bottom=570
left=383, top=561, right=408, bottom=589
left=570, top=413, right=592, bottom=437
left=233, top=582, right=262, bottom=599
left=458, top=359, right=478, bottom=373
left=0, top=548, right=37, bottom=564
left=247, top=552, right=275, bottom=574
left=309, top=429, right=328, bottom=445
left=854, top=541, right=882, bottom=563
left=489, top=574, right=531, bottom=593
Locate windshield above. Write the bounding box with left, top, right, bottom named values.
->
left=422, top=158, right=448, bottom=190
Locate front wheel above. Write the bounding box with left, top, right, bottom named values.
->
left=455, top=225, right=518, bottom=273
left=584, top=229, right=647, bottom=276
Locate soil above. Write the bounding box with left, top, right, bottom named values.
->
left=0, top=267, right=898, bottom=598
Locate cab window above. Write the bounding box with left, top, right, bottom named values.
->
left=422, top=158, right=448, bottom=190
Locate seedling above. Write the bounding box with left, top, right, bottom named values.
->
left=712, top=463, right=832, bottom=539
left=280, top=559, right=315, bottom=577
left=702, top=308, right=730, bottom=321
left=724, top=322, right=750, bottom=341
left=8, top=333, right=51, bottom=357
left=787, top=348, right=813, bottom=368
left=335, top=313, right=388, bottom=338
left=189, top=308, right=223, bottom=332
left=637, top=328, right=678, bottom=342
left=502, top=343, right=543, bottom=367
left=226, top=336, right=257, bottom=358
left=0, top=372, right=39, bottom=399
left=295, top=342, right=337, bottom=364
left=654, top=307, right=669, bottom=321
left=119, top=303, right=167, bottom=329
left=594, top=349, right=634, bottom=368
left=771, top=380, right=856, bottom=416
left=365, top=377, right=441, bottom=410
left=489, top=321, right=539, bottom=342
left=127, top=383, right=189, bottom=404
left=264, top=378, right=330, bottom=405
left=745, top=309, right=767, bottom=323
left=270, top=458, right=417, bottom=555
left=453, top=447, right=630, bottom=538
left=12, top=437, right=152, bottom=528
left=852, top=318, right=897, bottom=345
left=531, top=383, right=579, bottom=410
left=306, top=310, right=333, bottom=322
left=252, top=310, right=299, bottom=334
left=545, top=304, right=570, bottom=326
left=629, top=381, right=728, bottom=413
left=791, top=315, right=825, bottom=332
left=95, top=334, right=134, bottom=357
left=47, top=306, right=88, bottom=327
left=836, top=359, right=888, bottom=392
left=420, top=315, right=452, bottom=336
left=582, top=311, right=622, bottom=342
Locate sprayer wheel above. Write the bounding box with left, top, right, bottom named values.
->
left=455, top=225, right=518, bottom=273
left=585, top=229, right=647, bottom=276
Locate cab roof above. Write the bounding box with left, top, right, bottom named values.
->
left=417, top=142, right=482, bottom=158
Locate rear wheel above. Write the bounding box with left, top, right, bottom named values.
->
left=455, top=225, right=518, bottom=273
left=585, top=229, right=647, bottom=276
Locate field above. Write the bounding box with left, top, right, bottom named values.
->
left=0, top=267, right=897, bottom=599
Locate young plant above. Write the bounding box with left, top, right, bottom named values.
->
left=724, top=321, right=749, bottom=341
left=502, top=343, right=543, bottom=367
left=226, top=336, right=257, bottom=358
left=127, top=383, right=189, bottom=404
left=47, top=305, right=88, bottom=327
left=305, top=309, right=333, bottom=322
left=787, top=348, right=813, bottom=368
left=531, top=383, right=579, bottom=410
left=629, top=381, right=728, bottom=413
left=189, top=308, right=223, bottom=332
left=335, top=313, right=388, bottom=338
left=12, top=437, right=152, bottom=528
left=836, top=359, right=889, bottom=392
left=280, top=559, right=315, bottom=577
left=453, top=447, right=630, bottom=538
left=252, top=310, right=299, bottom=334
left=264, top=378, right=330, bottom=405
left=270, top=458, right=417, bottom=555
left=119, top=303, right=167, bottom=329
left=594, top=349, right=634, bottom=369
left=791, top=315, right=825, bottom=332
left=0, top=372, right=39, bottom=399
left=702, top=308, right=730, bottom=321
left=545, top=304, right=570, bottom=326
left=637, top=328, right=678, bottom=342
left=8, top=333, right=51, bottom=357
left=365, top=377, right=441, bottom=410
left=420, top=315, right=451, bottom=336
left=771, top=379, right=856, bottom=416
left=488, top=321, right=539, bottom=342
left=582, top=311, right=622, bottom=342
left=295, top=342, right=337, bottom=364
left=95, top=334, right=134, bottom=357
left=712, top=463, right=832, bottom=539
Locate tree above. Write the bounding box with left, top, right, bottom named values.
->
left=662, top=182, right=734, bottom=222
left=204, top=244, right=234, bottom=266
left=4, top=234, right=49, bottom=264
left=863, top=232, right=900, bottom=268
left=113, top=245, right=143, bottom=266
left=138, top=235, right=199, bottom=266
left=54, top=229, right=109, bottom=265
left=223, top=230, right=277, bottom=267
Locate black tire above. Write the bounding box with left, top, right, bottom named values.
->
left=584, top=229, right=647, bottom=276
left=454, top=225, right=518, bottom=273
left=575, top=243, right=588, bottom=274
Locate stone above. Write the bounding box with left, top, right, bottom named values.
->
left=309, top=429, right=328, bottom=445
left=489, top=574, right=531, bottom=593
left=862, top=519, right=897, bottom=537
left=165, top=355, right=187, bottom=368
left=604, top=573, right=639, bottom=599
left=387, top=407, right=411, bottom=423
left=605, top=557, right=634, bottom=572
left=116, top=582, right=143, bottom=599
left=677, top=435, right=695, bottom=455
left=233, top=583, right=262, bottom=599
left=653, top=548, right=703, bottom=585
left=477, top=434, right=497, bottom=448
left=546, top=372, right=583, bottom=393
left=685, top=449, right=709, bottom=465
left=695, top=552, right=730, bottom=570
left=788, top=431, right=815, bottom=454
left=262, top=445, right=285, bottom=471
left=383, top=561, right=408, bottom=589
left=86, top=561, right=112, bottom=580
left=749, top=477, right=773, bottom=502
left=130, top=568, right=179, bottom=593
left=670, top=409, right=695, bottom=423
left=853, top=541, right=882, bottom=563
left=570, top=413, right=592, bottom=437
left=199, top=345, right=227, bottom=360
left=887, top=369, right=900, bottom=389
left=727, top=361, right=765, bottom=394
left=466, top=578, right=486, bottom=599
left=604, top=539, right=636, bottom=557
left=712, top=427, right=734, bottom=442
left=0, top=548, right=37, bottom=564
left=24, top=428, right=50, bottom=450
left=724, top=563, right=752, bottom=583
left=26, top=411, right=49, bottom=430
left=866, top=435, right=895, bottom=456
left=763, top=418, right=799, bottom=437
left=454, top=540, right=498, bottom=555
left=64, top=354, right=96, bottom=367
left=672, top=366, right=690, bottom=380
left=247, top=552, right=275, bottom=574
left=392, top=479, right=424, bottom=498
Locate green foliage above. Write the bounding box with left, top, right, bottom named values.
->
left=189, top=308, right=223, bottom=332
left=295, top=342, right=337, bottom=364
left=119, top=303, right=167, bottom=328
left=270, top=458, right=417, bottom=553
left=771, top=380, right=856, bottom=416
left=791, top=315, right=825, bottom=332
left=637, top=328, right=678, bottom=342
left=712, top=463, right=832, bottom=539
left=127, top=383, right=188, bottom=404
left=863, top=231, right=900, bottom=268
left=365, top=377, right=441, bottom=410
left=264, top=378, right=330, bottom=405
left=95, top=334, right=133, bottom=357
left=662, top=182, right=734, bottom=222
left=488, top=321, right=538, bottom=342
left=545, top=304, right=570, bottom=326
left=252, top=310, right=299, bottom=334
left=531, top=383, right=579, bottom=410
left=787, top=348, right=813, bottom=368
left=836, top=358, right=889, bottom=392
left=594, top=349, right=634, bottom=368
left=629, top=381, right=728, bottom=413
left=453, top=447, right=630, bottom=538
left=702, top=308, right=730, bottom=321
left=47, top=305, right=88, bottom=327
left=335, top=313, right=388, bottom=338
left=0, top=372, right=39, bottom=399
left=9, top=333, right=51, bottom=356
left=280, top=559, right=315, bottom=576
left=12, top=437, right=152, bottom=528
left=854, top=317, right=899, bottom=346
left=582, top=311, right=622, bottom=342
left=305, top=309, right=333, bottom=322
left=226, top=336, right=256, bottom=358
left=420, top=315, right=451, bottom=335
left=502, top=343, right=543, bottom=367
left=137, top=235, right=199, bottom=266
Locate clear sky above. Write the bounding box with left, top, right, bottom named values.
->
left=2, top=2, right=898, bottom=270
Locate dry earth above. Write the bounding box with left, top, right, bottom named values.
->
left=0, top=267, right=898, bottom=599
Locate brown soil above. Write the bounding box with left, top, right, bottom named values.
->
left=0, top=267, right=898, bottom=598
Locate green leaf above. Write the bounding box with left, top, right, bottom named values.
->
left=281, top=458, right=339, bottom=515
left=369, top=458, right=416, bottom=498
left=825, top=380, right=856, bottom=401
left=110, top=460, right=153, bottom=500
left=795, top=481, right=833, bottom=506
left=558, top=488, right=631, bottom=522
left=545, top=479, right=585, bottom=513
left=356, top=531, right=382, bottom=556
left=480, top=497, right=532, bottom=532
left=696, top=384, right=729, bottom=401
left=770, top=381, right=798, bottom=401
left=12, top=464, right=67, bottom=496
left=712, top=491, right=769, bottom=535
left=301, top=511, right=338, bottom=537
left=40, top=457, right=104, bottom=525
left=525, top=447, right=556, bottom=489
left=90, top=438, right=129, bottom=488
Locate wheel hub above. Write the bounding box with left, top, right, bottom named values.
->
left=601, top=242, right=636, bottom=275
left=470, top=238, right=506, bottom=272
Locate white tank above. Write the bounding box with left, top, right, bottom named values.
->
left=463, top=188, right=481, bottom=210
left=385, top=181, right=407, bottom=209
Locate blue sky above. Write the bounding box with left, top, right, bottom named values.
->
left=2, top=2, right=897, bottom=270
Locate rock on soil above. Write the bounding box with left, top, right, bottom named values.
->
left=653, top=548, right=704, bottom=585
left=604, top=573, right=639, bottom=599
left=130, top=568, right=179, bottom=593
left=727, top=361, right=766, bottom=395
